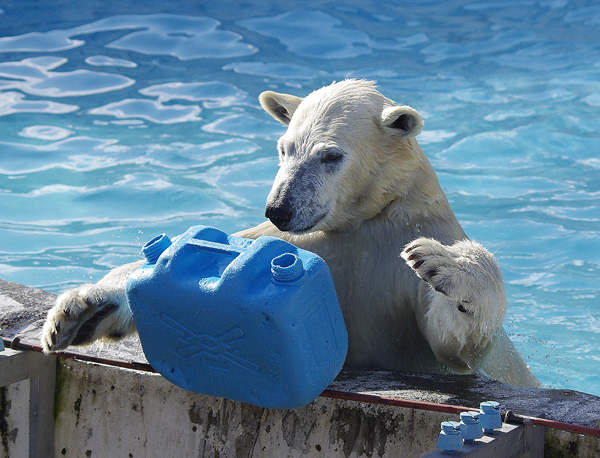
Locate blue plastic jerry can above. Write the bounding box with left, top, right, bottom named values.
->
left=126, top=225, right=348, bottom=409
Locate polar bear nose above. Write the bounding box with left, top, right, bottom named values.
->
left=265, top=204, right=294, bottom=231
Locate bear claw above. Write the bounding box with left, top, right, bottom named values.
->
left=404, top=244, right=418, bottom=253
left=406, top=252, right=420, bottom=262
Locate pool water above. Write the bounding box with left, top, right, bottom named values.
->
left=0, top=0, right=598, bottom=396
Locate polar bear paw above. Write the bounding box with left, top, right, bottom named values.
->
left=400, top=237, right=505, bottom=316
left=401, top=237, right=507, bottom=355
left=41, top=284, right=120, bottom=353
left=41, top=261, right=141, bottom=354
left=401, top=238, right=467, bottom=305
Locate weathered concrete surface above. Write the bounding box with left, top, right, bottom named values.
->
left=0, top=378, right=30, bottom=457
left=2, top=278, right=600, bottom=457
left=54, top=358, right=452, bottom=457
left=0, top=279, right=53, bottom=339
left=0, top=348, right=56, bottom=458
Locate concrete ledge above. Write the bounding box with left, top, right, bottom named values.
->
left=1, top=279, right=600, bottom=457
left=423, top=421, right=543, bottom=458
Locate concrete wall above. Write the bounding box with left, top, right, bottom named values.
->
left=0, top=345, right=599, bottom=458
left=1, top=380, right=30, bottom=457
left=0, top=348, right=56, bottom=458
left=52, top=358, right=449, bottom=458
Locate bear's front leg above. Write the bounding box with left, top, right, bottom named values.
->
left=400, top=237, right=507, bottom=367
left=41, top=260, right=143, bottom=354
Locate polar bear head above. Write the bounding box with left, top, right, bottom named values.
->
left=260, top=79, right=425, bottom=233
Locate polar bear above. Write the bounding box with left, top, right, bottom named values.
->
left=41, top=80, right=540, bottom=387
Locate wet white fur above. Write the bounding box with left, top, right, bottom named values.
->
left=41, top=80, right=539, bottom=387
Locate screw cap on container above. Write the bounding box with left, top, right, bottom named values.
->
left=142, top=234, right=172, bottom=264
left=271, top=253, right=304, bottom=282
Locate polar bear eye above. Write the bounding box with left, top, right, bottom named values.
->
left=457, top=303, right=473, bottom=314
left=277, top=143, right=295, bottom=159
left=321, top=149, right=344, bottom=165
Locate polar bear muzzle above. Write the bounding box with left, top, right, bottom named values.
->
left=264, top=163, right=329, bottom=233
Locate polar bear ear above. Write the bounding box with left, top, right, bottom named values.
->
left=381, top=105, right=424, bottom=138
left=259, top=91, right=304, bottom=125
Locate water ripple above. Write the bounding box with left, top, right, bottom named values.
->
left=223, top=62, right=319, bottom=79
left=19, top=125, right=73, bottom=141
left=89, top=99, right=202, bottom=124
left=0, top=14, right=257, bottom=60
left=0, top=56, right=134, bottom=97
left=85, top=56, right=137, bottom=68
left=0, top=91, right=77, bottom=116
left=139, top=81, right=249, bottom=108
left=237, top=10, right=425, bottom=59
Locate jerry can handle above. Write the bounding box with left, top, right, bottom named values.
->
left=186, top=237, right=243, bottom=258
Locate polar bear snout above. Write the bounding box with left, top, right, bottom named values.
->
left=265, top=194, right=327, bottom=234
left=265, top=199, right=328, bottom=233
left=265, top=201, right=294, bottom=231
left=265, top=174, right=296, bottom=231
left=265, top=161, right=330, bottom=233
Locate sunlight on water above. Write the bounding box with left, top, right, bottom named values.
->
left=0, top=0, right=598, bottom=396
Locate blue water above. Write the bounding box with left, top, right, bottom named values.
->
left=0, top=0, right=598, bottom=396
